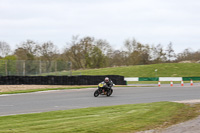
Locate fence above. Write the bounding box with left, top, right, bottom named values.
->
left=0, top=60, right=72, bottom=76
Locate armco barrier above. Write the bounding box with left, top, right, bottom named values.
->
left=183, top=77, right=200, bottom=81
left=159, top=77, right=182, bottom=81
left=139, top=77, right=159, bottom=81
left=0, top=75, right=126, bottom=85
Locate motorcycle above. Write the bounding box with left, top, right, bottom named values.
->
left=94, top=82, right=113, bottom=97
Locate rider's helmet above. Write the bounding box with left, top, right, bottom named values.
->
left=104, top=77, right=109, bottom=83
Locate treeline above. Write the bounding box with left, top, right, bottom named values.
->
left=1, top=36, right=200, bottom=70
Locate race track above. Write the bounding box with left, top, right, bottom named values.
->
left=0, top=86, right=200, bottom=116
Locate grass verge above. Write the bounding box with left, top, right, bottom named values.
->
left=0, top=86, right=96, bottom=95
left=41, top=63, right=200, bottom=77
left=0, top=102, right=200, bottom=133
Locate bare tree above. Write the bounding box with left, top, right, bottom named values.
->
left=64, top=36, right=84, bottom=69
left=151, top=44, right=166, bottom=63
left=124, top=38, right=137, bottom=55
left=14, top=39, right=40, bottom=61
left=123, top=38, right=138, bottom=65
left=0, top=41, right=11, bottom=57
left=123, top=39, right=151, bottom=65
left=166, top=42, right=176, bottom=62
left=95, top=39, right=113, bottom=56
left=38, top=41, right=59, bottom=72
left=110, top=50, right=128, bottom=66
left=39, top=41, right=59, bottom=60
left=139, top=43, right=151, bottom=64
left=193, top=50, right=200, bottom=61
left=176, top=48, right=194, bottom=62
left=16, top=40, right=40, bottom=57
left=79, top=37, right=94, bottom=68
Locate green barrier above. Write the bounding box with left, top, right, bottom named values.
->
left=183, top=77, right=200, bottom=81
left=139, top=77, right=159, bottom=81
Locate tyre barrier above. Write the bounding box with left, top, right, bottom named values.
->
left=0, top=75, right=126, bottom=85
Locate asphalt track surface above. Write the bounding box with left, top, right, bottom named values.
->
left=0, top=84, right=200, bottom=116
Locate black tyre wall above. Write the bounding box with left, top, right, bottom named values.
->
left=0, top=75, right=126, bottom=85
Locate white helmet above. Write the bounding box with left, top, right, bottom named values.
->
left=105, top=77, right=109, bottom=82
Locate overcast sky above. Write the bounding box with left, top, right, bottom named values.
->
left=1, top=0, right=200, bottom=53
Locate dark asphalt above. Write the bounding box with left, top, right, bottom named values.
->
left=0, top=86, right=200, bottom=116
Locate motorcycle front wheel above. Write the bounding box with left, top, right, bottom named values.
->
left=94, top=90, right=99, bottom=97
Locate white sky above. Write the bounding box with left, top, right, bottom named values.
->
left=1, top=0, right=200, bottom=53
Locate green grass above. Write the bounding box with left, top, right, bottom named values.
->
left=36, top=63, right=200, bottom=77
left=70, top=63, right=200, bottom=77
left=0, top=102, right=199, bottom=133
left=0, top=86, right=96, bottom=95
left=43, top=63, right=200, bottom=77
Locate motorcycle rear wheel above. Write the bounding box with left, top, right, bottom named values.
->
left=106, top=89, right=113, bottom=96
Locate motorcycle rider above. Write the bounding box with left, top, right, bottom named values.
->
left=104, top=77, right=113, bottom=88
left=99, top=77, right=114, bottom=93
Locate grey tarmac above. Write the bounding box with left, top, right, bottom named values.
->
left=1, top=86, right=200, bottom=133
left=0, top=86, right=200, bottom=116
